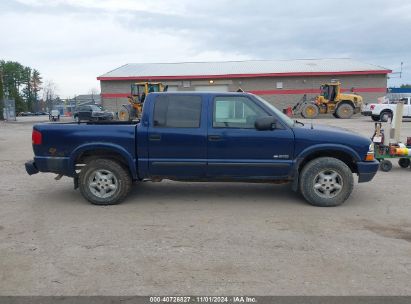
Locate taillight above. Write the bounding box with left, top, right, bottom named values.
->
left=370, top=105, right=375, bottom=110
left=32, top=129, right=42, bottom=145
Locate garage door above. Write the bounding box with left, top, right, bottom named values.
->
left=194, top=85, right=229, bottom=92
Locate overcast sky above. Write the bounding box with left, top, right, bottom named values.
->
left=1, top=0, right=410, bottom=97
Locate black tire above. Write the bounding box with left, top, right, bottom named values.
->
left=299, top=157, right=354, bottom=207
left=380, top=111, right=392, bottom=122
left=335, top=103, right=354, bottom=119
left=301, top=104, right=319, bottom=118
left=79, top=158, right=132, bottom=205
left=379, top=160, right=392, bottom=172
left=398, top=158, right=410, bottom=168
left=371, top=115, right=380, bottom=122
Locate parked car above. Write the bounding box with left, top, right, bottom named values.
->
left=73, top=105, right=114, bottom=122
left=19, top=112, right=34, bottom=116
left=25, top=92, right=378, bottom=207
left=49, top=110, right=60, bottom=121
left=362, top=97, right=411, bottom=121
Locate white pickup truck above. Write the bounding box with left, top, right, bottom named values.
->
left=361, top=97, right=411, bottom=121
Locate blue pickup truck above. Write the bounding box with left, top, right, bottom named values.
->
left=25, top=92, right=378, bottom=207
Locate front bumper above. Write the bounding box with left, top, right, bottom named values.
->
left=92, top=114, right=114, bottom=120
left=25, top=160, right=39, bottom=175
left=361, top=111, right=372, bottom=116
left=357, top=160, right=379, bottom=183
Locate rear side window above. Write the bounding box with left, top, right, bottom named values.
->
left=153, top=95, right=202, bottom=128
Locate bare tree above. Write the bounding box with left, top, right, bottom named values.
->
left=42, top=80, right=58, bottom=111
left=89, top=87, right=99, bottom=95
left=89, top=87, right=100, bottom=103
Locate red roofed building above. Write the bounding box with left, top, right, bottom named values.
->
left=97, top=58, right=391, bottom=112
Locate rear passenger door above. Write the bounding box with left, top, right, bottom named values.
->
left=147, top=94, right=207, bottom=178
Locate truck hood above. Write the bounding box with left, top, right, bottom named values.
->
left=292, top=123, right=371, bottom=159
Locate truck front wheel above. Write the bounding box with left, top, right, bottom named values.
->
left=299, top=157, right=354, bottom=207
left=79, top=158, right=132, bottom=205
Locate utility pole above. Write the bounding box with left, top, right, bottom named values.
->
left=0, top=69, right=7, bottom=120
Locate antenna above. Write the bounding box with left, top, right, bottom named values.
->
left=389, top=62, right=403, bottom=79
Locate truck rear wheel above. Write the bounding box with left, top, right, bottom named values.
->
left=335, top=103, right=354, bottom=119
left=301, top=104, right=319, bottom=118
left=299, top=157, right=353, bottom=207
left=371, top=115, right=380, bottom=122
left=79, top=158, right=132, bottom=205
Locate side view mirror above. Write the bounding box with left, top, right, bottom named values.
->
left=255, top=116, right=277, bottom=131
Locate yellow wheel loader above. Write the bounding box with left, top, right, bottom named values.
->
left=292, top=81, right=363, bottom=119
left=118, top=82, right=167, bottom=121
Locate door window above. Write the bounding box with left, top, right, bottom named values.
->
left=213, top=96, right=266, bottom=128
left=153, top=95, right=202, bottom=128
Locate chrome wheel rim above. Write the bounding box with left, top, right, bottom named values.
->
left=88, top=169, right=118, bottom=198
left=382, top=113, right=391, bottom=121
left=313, top=169, right=343, bottom=199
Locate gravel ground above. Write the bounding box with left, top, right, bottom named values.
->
left=0, top=115, right=411, bottom=295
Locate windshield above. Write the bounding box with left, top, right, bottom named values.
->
left=253, top=95, right=295, bottom=128
left=90, top=105, right=102, bottom=111
left=148, top=84, right=161, bottom=93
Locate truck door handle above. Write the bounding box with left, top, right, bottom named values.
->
left=208, top=135, right=223, bottom=141
left=149, top=134, right=161, bottom=141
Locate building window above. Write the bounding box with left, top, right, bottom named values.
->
left=183, top=81, right=191, bottom=88
left=276, top=82, right=283, bottom=89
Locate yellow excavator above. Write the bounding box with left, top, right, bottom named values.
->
left=292, top=81, right=363, bottom=119
left=118, top=82, right=167, bottom=121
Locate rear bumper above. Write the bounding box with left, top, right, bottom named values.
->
left=25, top=156, right=72, bottom=177
left=361, top=111, right=372, bottom=116
left=25, top=160, right=39, bottom=175
left=357, top=160, right=379, bottom=183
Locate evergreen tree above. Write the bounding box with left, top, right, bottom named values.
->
left=0, top=60, right=44, bottom=115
